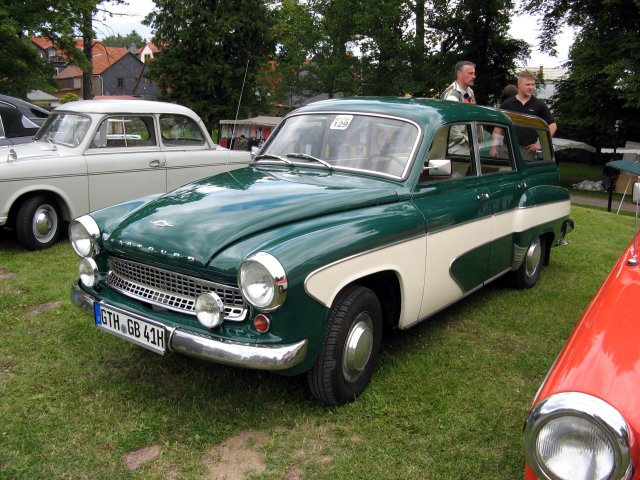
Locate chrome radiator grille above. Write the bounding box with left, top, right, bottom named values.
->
left=106, top=257, right=247, bottom=321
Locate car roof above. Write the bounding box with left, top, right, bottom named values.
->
left=53, top=99, right=198, bottom=117
left=292, top=97, right=512, bottom=127
left=0, top=94, right=50, bottom=119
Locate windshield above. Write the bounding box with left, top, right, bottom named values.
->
left=34, top=113, right=91, bottom=147
left=259, top=113, right=420, bottom=178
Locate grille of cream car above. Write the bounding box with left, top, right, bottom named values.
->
left=106, top=257, right=247, bottom=321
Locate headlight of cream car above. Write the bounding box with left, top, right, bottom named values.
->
left=70, top=215, right=101, bottom=257
left=238, top=252, right=287, bottom=311
left=523, top=392, right=633, bottom=480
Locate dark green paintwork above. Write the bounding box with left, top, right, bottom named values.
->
left=74, top=97, right=572, bottom=375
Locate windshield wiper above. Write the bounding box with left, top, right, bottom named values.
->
left=254, top=153, right=294, bottom=165
left=44, top=133, right=57, bottom=150
left=286, top=152, right=333, bottom=170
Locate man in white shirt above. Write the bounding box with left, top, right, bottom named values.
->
left=441, top=61, right=476, bottom=104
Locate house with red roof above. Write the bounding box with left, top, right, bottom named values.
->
left=31, top=37, right=159, bottom=100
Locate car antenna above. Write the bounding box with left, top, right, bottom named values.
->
left=628, top=174, right=640, bottom=266
left=226, top=59, right=250, bottom=173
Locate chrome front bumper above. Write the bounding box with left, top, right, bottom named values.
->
left=70, top=282, right=308, bottom=371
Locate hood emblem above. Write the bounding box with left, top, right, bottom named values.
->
left=149, top=220, right=174, bottom=227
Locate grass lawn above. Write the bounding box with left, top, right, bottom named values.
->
left=0, top=205, right=636, bottom=479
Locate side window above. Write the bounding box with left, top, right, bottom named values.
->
left=160, top=114, right=206, bottom=146
left=513, top=124, right=554, bottom=164
left=91, top=116, right=156, bottom=148
left=478, top=124, right=515, bottom=174
left=419, top=124, right=475, bottom=183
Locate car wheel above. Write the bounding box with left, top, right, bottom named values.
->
left=512, top=235, right=545, bottom=289
left=15, top=195, right=62, bottom=250
left=307, top=285, right=382, bottom=406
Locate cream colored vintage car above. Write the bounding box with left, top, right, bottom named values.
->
left=0, top=100, right=251, bottom=249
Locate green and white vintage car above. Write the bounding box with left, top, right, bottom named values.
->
left=70, top=97, right=573, bottom=405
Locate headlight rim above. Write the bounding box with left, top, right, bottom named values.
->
left=238, top=251, right=288, bottom=311
left=70, top=215, right=101, bottom=257
left=523, top=391, right=633, bottom=480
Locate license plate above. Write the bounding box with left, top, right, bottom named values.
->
left=94, top=303, right=167, bottom=355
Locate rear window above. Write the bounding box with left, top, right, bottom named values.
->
left=512, top=123, right=554, bottom=164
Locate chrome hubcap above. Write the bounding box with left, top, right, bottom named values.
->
left=343, top=312, right=374, bottom=383
left=525, top=238, right=542, bottom=278
left=33, top=205, right=57, bottom=242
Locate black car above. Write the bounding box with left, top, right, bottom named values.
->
left=0, top=94, right=50, bottom=146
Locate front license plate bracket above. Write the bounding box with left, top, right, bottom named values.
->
left=94, top=302, right=167, bottom=355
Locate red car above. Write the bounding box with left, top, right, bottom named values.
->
left=522, top=160, right=640, bottom=480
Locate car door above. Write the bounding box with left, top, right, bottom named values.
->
left=85, top=114, right=167, bottom=212
left=159, top=114, right=248, bottom=190
left=474, top=122, right=525, bottom=279
left=412, top=123, right=492, bottom=320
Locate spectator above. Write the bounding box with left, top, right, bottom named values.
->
left=236, top=134, right=249, bottom=151
left=441, top=61, right=476, bottom=104
left=500, top=70, right=557, bottom=138
left=499, top=84, right=518, bottom=105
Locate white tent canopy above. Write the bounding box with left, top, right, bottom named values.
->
left=553, top=137, right=596, bottom=153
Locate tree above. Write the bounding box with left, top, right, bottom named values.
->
left=144, top=0, right=275, bottom=130
left=267, top=0, right=318, bottom=106
left=0, top=0, right=125, bottom=99
left=101, top=30, right=145, bottom=48
left=0, top=0, right=78, bottom=97
left=526, top=0, right=640, bottom=147
left=269, top=0, right=529, bottom=105
left=423, top=0, right=530, bottom=104
left=301, top=0, right=363, bottom=98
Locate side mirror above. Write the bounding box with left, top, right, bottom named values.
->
left=424, top=159, right=451, bottom=176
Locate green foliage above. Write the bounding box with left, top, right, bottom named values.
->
left=270, top=0, right=530, bottom=105
left=144, top=0, right=275, bottom=130
left=101, top=30, right=145, bottom=48
left=0, top=0, right=126, bottom=97
left=59, top=93, right=80, bottom=104
left=526, top=0, right=640, bottom=147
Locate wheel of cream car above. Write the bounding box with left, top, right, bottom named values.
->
left=307, top=285, right=383, bottom=405
left=15, top=194, right=62, bottom=250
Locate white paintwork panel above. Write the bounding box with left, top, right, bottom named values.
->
left=165, top=149, right=251, bottom=190
left=511, top=200, right=571, bottom=233
left=421, top=216, right=492, bottom=320
left=86, top=148, right=166, bottom=212
left=305, top=237, right=427, bottom=328
left=305, top=200, right=570, bottom=331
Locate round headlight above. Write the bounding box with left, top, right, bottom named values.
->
left=238, top=252, right=287, bottom=311
left=70, top=215, right=101, bottom=257
left=523, top=392, right=632, bottom=480
left=78, top=257, right=99, bottom=288
left=195, top=292, right=224, bottom=328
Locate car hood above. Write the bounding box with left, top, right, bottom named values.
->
left=103, top=166, right=401, bottom=266
left=0, top=141, right=67, bottom=162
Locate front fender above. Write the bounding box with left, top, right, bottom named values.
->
left=88, top=193, right=163, bottom=234
left=214, top=200, right=426, bottom=331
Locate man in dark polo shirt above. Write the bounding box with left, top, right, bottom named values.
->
left=500, top=70, right=557, bottom=155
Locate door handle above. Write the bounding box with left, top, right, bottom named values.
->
left=149, top=159, right=165, bottom=167
left=476, top=192, right=489, bottom=201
